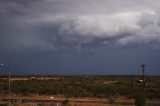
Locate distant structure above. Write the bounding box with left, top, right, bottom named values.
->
left=29, top=76, right=36, bottom=80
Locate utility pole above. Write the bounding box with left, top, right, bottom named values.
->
left=140, top=64, right=146, bottom=91
left=1, top=64, right=11, bottom=106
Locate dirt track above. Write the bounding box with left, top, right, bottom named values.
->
left=1, top=95, right=160, bottom=106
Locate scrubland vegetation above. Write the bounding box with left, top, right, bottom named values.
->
left=0, top=75, right=160, bottom=99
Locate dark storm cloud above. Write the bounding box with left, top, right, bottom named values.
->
left=1, top=0, right=160, bottom=52
left=1, top=0, right=160, bottom=75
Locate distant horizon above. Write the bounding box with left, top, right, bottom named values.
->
left=0, top=72, right=160, bottom=76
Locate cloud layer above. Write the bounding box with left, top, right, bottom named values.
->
left=1, top=0, right=160, bottom=51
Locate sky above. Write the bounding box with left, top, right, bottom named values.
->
left=0, top=0, right=160, bottom=75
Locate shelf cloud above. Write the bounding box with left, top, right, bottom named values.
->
left=1, top=0, right=160, bottom=51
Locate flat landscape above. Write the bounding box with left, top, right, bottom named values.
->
left=0, top=75, right=160, bottom=106
left=2, top=0, right=160, bottom=106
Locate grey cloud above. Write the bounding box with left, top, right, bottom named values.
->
left=2, top=0, right=160, bottom=75
left=58, top=10, right=160, bottom=49
left=1, top=0, right=160, bottom=52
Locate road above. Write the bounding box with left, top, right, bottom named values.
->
left=1, top=98, right=160, bottom=106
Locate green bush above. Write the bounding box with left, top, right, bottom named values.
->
left=62, top=99, right=69, bottom=106
left=135, top=93, right=146, bottom=106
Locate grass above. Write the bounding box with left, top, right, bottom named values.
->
left=0, top=75, right=160, bottom=99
